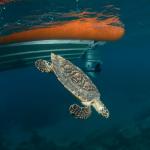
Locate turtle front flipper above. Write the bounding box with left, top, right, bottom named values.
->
left=35, top=59, right=52, bottom=73
left=69, top=104, right=91, bottom=119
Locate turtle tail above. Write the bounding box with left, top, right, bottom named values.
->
left=69, top=104, right=91, bottom=119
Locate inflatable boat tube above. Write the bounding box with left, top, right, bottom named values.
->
left=0, top=18, right=125, bottom=44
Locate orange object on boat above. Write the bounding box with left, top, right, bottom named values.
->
left=0, top=18, right=125, bottom=44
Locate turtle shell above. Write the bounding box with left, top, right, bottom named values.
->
left=51, top=53, right=100, bottom=102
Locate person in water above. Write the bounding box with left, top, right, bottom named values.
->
left=86, top=62, right=102, bottom=73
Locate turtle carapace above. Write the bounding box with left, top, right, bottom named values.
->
left=35, top=53, right=109, bottom=119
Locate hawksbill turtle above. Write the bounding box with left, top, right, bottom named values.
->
left=35, top=53, right=109, bottom=119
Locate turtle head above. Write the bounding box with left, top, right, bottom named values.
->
left=99, top=105, right=109, bottom=118
left=91, top=99, right=109, bottom=118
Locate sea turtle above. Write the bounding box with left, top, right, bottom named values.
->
left=35, top=53, right=109, bottom=119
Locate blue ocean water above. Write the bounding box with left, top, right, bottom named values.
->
left=0, top=0, right=150, bottom=149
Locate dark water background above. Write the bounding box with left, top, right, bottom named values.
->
left=0, top=0, right=150, bottom=149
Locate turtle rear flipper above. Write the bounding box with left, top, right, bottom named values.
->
left=35, top=59, right=52, bottom=73
left=69, top=104, right=91, bottom=119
